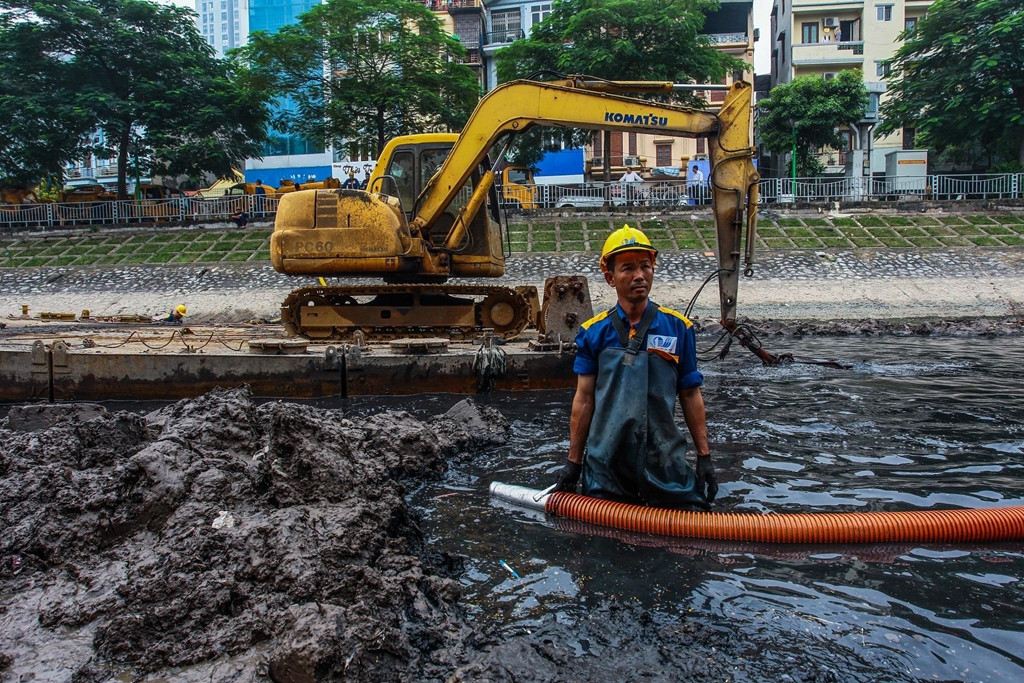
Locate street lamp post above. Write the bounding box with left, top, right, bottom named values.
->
left=790, top=125, right=798, bottom=198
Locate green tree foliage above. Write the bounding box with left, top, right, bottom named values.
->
left=757, top=70, right=868, bottom=176
left=494, top=0, right=746, bottom=168
left=0, top=0, right=272, bottom=198
left=879, top=0, right=1024, bottom=168
left=0, top=8, right=93, bottom=187
left=241, top=0, right=480, bottom=157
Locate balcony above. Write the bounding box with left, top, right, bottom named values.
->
left=706, top=32, right=748, bottom=46
left=447, top=0, right=481, bottom=13
left=793, top=40, right=865, bottom=66
left=454, top=48, right=482, bottom=66
left=483, top=29, right=524, bottom=46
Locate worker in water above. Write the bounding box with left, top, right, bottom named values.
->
left=553, top=225, right=718, bottom=509
left=156, top=304, right=187, bottom=325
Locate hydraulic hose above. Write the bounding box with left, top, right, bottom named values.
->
left=489, top=483, right=1024, bottom=544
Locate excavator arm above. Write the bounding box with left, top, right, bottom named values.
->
left=412, top=77, right=761, bottom=334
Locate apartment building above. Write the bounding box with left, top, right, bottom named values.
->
left=770, top=0, right=932, bottom=176
left=196, top=0, right=248, bottom=57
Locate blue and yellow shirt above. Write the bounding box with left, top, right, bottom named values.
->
left=573, top=301, right=703, bottom=391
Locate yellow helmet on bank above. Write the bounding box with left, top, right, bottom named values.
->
left=175, top=304, right=187, bottom=316
left=600, top=225, right=658, bottom=273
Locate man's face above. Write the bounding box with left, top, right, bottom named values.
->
left=604, top=250, right=654, bottom=305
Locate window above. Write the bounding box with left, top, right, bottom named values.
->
left=905, top=17, right=917, bottom=33
left=696, top=138, right=706, bottom=155
left=655, top=144, right=672, bottom=167
left=628, top=133, right=637, bottom=157
left=801, top=22, right=818, bottom=44
left=492, top=10, right=522, bottom=42
left=876, top=5, right=892, bottom=21
left=593, top=132, right=602, bottom=157
left=530, top=3, right=551, bottom=26
left=875, top=61, right=890, bottom=78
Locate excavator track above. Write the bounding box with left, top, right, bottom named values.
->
left=281, top=284, right=535, bottom=341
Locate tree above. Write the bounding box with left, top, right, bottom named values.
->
left=879, top=0, right=1024, bottom=168
left=494, top=0, right=746, bottom=169
left=0, top=0, right=272, bottom=198
left=757, top=71, right=868, bottom=177
left=0, top=9, right=93, bottom=187
left=241, top=0, right=480, bottom=157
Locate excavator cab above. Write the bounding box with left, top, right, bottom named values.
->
left=270, top=132, right=526, bottom=340
left=370, top=133, right=503, bottom=264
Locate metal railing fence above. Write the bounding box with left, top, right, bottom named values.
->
left=494, top=173, right=1024, bottom=211
left=2, top=173, right=1022, bottom=230
left=0, top=194, right=282, bottom=230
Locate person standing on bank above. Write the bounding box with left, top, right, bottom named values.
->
left=253, top=180, right=267, bottom=216
left=619, top=166, right=644, bottom=205
left=689, top=164, right=705, bottom=205
left=341, top=171, right=361, bottom=190
left=553, top=225, right=718, bottom=509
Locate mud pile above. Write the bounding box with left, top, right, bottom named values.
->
left=0, top=388, right=745, bottom=682
left=0, top=388, right=508, bottom=681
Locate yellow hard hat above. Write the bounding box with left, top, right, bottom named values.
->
left=600, top=225, right=658, bottom=272
left=175, top=304, right=187, bottom=316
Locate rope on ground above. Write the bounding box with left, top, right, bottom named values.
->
left=84, top=329, right=245, bottom=352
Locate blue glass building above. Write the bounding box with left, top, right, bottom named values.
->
left=245, top=0, right=331, bottom=185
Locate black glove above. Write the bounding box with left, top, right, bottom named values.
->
left=695, top=455, right=718, bottom=503
left=554, top=461, right=583, bottom=493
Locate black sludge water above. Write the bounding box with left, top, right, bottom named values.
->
left=397, top=335, right=1024, bottom=682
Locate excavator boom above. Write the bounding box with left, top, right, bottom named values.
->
left=409, top=77, right=759, bottom=325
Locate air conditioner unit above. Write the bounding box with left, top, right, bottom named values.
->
left=623, top=156, right=641, bottom=166
left=823, top=17, right=839, bottom=28
left=99, top=166, right=117, bottom=176
left=68, top=169, right=82, bottom=178
left=823, top=72, right=838, bottom=81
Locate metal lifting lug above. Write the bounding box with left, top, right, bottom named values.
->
left=324, top=345, right=340, bottom=370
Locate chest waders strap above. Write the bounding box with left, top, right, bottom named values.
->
left=607, top=303, right=658, bottom=366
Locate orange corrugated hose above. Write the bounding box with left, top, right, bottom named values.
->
left=545, top=492, right=1024, bottom=544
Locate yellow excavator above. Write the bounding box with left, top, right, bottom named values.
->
left=269, top=76, right=761, bottom=346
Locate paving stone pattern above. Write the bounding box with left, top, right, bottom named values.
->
left=1, top=213, right=1023, bottom=271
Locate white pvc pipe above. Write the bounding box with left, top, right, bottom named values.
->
left=489, top=481, right=550, bottom=512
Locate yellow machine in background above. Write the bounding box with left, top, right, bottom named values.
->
left=270, top=76, right=760, bottom=342
left=275, top=177, right=341, bottom=195
left=498, top=164, right=540, bottom=211
left=0, top=188, right=52, bottom=205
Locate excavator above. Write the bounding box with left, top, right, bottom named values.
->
left=269, top=75, right=765, bottom=355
